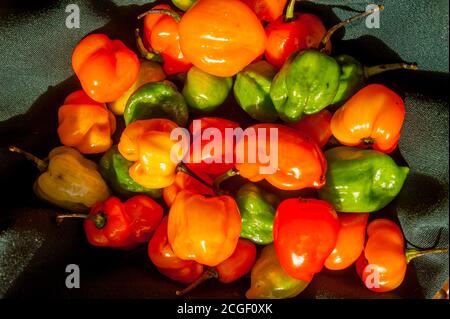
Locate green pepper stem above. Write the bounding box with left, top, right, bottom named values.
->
left=9, top=146, right=48, bottom=172
left=176, top=163, right=226, bottom=196
left=176, top=268, right=218, bottom=296
left=213, top=168, right=240, bottom=190
left=320, top=4, right=385, bottom=54
left=135, top=28, right=164, bottom=63
left=406, top=248, right=449, bottom=264
left=56, top=213, right=88, bottom=226
left=137, top=9, right=182, bottom=22
left=56, top=212, right=106, bottom=229
left=364, top=62, right=418, bottom=78
left=285, top=0, right=297, bottom=22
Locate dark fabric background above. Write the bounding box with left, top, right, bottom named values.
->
left=0, top=0, right=448, bottom=299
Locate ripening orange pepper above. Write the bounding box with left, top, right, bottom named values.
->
left=178, top=0, right=267, bottom=77
left=241, top=0, right=288, bottom=22
left=235, top=124, right=327, bottom=191
left=58, top=90, right=116, bottom=154
left=325, top=213, right=369, bottom=271
left=331, top=84, right=406, bottom=153
left=168, top=190, right=242, bottom=267
left=118, top=119, right=180, bottom=189
left=72, top=34, right=140, bottom=103
left=289, top=109, right=332, bottom=148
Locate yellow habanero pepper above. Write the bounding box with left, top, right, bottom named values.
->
left=58, top=90, right=116, bottom=154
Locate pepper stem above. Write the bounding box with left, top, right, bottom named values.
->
left=9, top=146, right=48, bottom=172
left=213, top=168, right=240, bottom=190
left=56, top=213, right=88, bottom=226
left=364, top=62, right=418, bottom=78
left=135, top=28, right=163, bottom=63
left=320, top=4, right=385, bottom=54
left=284, top=0, right=297, bottom=22
left=406, top=248, right=449, bottom=264
left=176, top=268, right=219, bottom=296
left=56, top=212, right=107, bottom=229
left=137, top=9, right=182, bottom=22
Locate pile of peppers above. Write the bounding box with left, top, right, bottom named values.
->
left=9, top=0, right=448, bottom=299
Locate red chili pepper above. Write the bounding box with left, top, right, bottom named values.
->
left=289, top=109, right=332, bottom=148
left=176, top=238, right=257, bottom=296
left=148, top=217, right=204, bottom=284
left=273, top=198, right=340, bottom=281
left=265, top=0, right=326, bottom=68
left=241, top=0, right=288, bottom=22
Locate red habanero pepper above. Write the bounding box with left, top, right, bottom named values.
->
left=273, top=198, right=340, bottom=281
left=148, top=217, right=204, bottom=284
left=289, top=109, right=332, bottom=148
left=176, top=238, right=257, bottom=296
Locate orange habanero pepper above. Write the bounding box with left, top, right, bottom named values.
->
left=72, top=34, right=139, bottom=103
left=58, top=90, right=116, bottom=154
left=168, top=190, right=242, bottom=267
left=179, top=0, right=267, bottom=77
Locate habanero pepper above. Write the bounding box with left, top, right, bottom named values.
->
left=148, top=217, right=204, bottom=284
left=273, top=198, right=340, bottom=281
left=241, top=0, right=288, bottom=22
left=167, top=190, right=242, bottom=267
left=72, top=34, right=139, bottom=103
left=178, top=0, right=266, bottom=77
left=58, top=90, right=116, bottom=154
left=288, top=109, right=332, bottom=148
left=356, top=219, right=448, bottom=293
left=176, top=239, right=257, bottom=296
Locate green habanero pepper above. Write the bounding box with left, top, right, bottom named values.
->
left=124, top=81, right=188, bottom=126
left=331, top=55, right=418, bottom=106
left=234, top=61, right=278, bottom=122
left=172, top=0, right=197, bottom=11
left=99, top=146, right=162, bottom=199
left=236, top=183, right=279, bottom=245
left=270, top=49, right=341, bottom=123
left=246, top=244, right=310, bottom=299
left=318, top=146, right=409, bottom=213
left=182, top=66, right=233, bottom=113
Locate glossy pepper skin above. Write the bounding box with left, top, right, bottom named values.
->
left=143, top=5, right=192, bottom=75
left=288, top=109, right=332, bottom=148
left=118, top=119, right=181, bottom=189
left=273, top=198, right=340, bottom=281
left=235, top=124, right=327, bottom=191
left=182, top=66, right=233, bottom=113
left=246, top=244, right=310, bottom=299
left=168, top=190, right=242, bottom=267
left=325, top=213, right=369, bottom=271
left=179, top=0, right=267, bottom=77
left=72, top=34, right=139, bottom=103
left=84, top=195, right=163, bottom=249
left=124, top=81, right=188, bottom=127
left=331, top=84, right=406, bottom=153
left=318, top=146, right=409, bottom=213
left=234, top=61, right=278, bottom=122
left=172, top=0, right=197, bottom=11
left=270, top=50, right=341, bottom=122
left=241, top=0, right=288, bottom=22
left=99, top=146, right=162, bottom=199
left=148, top=217, right=204, bottom=284
left=108, top=60, right=165, bottom=115
left=236, top=183, right=278, bottom=245
left=58, top=90, right=116, bottom=154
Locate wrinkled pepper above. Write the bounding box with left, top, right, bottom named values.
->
left=325, top=213, right=369, bottom=271
left=182, top=66, right=233, bottom=113
left=58, top=90, right=116, bottom=155
left=273, top=198, right=340, bottom=281
left=331, top=84, right=406, bottom=153
left=72, top=33, right=139, bottom=103
left=234, top=61, right=278, bottom=122
left=118, top=119, right=181, bottom=189
left=124, top=81, right=188, bottom=127
left=356, top=219, right=448, bottom=292
left=236, top=183, right=278, bottom=245
left=176, top=239, right=257, bottom=296
left=172, top=0, right=197, bottom=11
left=288, top=109, right=332, bottom=148
left=241, top=0, right=288, bottom=22
left=108, top=60, right=165, bottom=115
left=179, top=0, right=267, bottom=77
left=168, top=190, right=242, bottom=267
left=141, top=5, right=192, bottom=75
left=9, top=146, right=110, bottom=213
left=99, top=146, right=162, bottom=199
left=234, top=124, right=327, bottom=191
left=318, top=146, right=409, bottom=213
left=246, top=244, right=310, bottom=299
left=148, top=217, right=204, bottom=284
